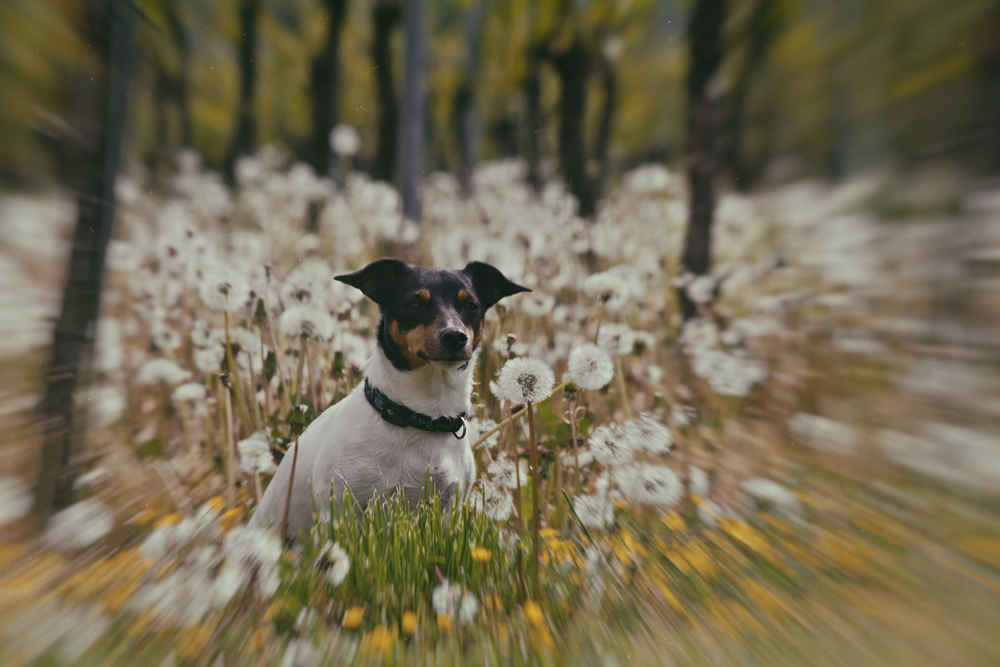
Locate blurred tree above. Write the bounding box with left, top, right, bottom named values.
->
left=36, top=0, right=137, bottom=526
left=308, top=0, right=349, bottom=177
left=225, top=0, right=262, bottom=181
left=371, top=0, right=401, bottom=182
left=722, top=0, right=791, bottom=190
left=679, top=0, right=725, bottom=321
left=146, top=0, right=194, bottom=177
left=400, top=0, right=427, bottom=223
left=454, top=0, right=489, bottom=192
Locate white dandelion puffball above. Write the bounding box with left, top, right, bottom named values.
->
left=237, top=432, right=276, bottom=475
left=329, top=124, right=360, bottom=156
left=472, top=482, right=515, bottom=522
left=615, top=464, right=683, bottom=508
left=583, top=271, right=628, bottom=311
left=588, top=423, right=635, bottom=467
left=597, top=323, right=636, bottom=356
left=172, top=382, right=207, bottom=406
left=467, top=416, right=499, bottom=449
left=567, top=343, right=614, bottom=390
left=522, top=292, right=556, bottom=317
left=199, top=268, right=251, bottom=312
left=44, top=499, right=114, bottom=550
left=686, top=274, right=716, bottom=305
left=280, top=304, right=336, bottom=341
left=623, top=413, right=673, bottom=456
left=496, top=357, right=555, bottom=404
left=573, top=494, right=615, bottom=530
left=136, top=358, right=191, bottom=385
left=319, top=541, right=351, bottom=586
left=487, top=455, right=527, bottom=490
left=0, top=477, right=33, bottom=527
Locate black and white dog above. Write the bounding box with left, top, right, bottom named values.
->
left=250, top=258, right=527, bottom=538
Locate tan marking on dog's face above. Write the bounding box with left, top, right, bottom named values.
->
left=416, top=289, right=431, bottom=302
left=457, top=289, right=470, bottom=302
left=389, top=320, right=428, bottom=369
left=471, top=320, right=483, bottom=348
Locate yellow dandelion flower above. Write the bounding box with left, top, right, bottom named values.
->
left=539, top=527, right=558, bottom=541
left=342, top=606, right=364, bottom=629
left=128, top=508, right=159, bottom=526
left=207, top=495, right=226, bottom=513
left=248, top=626, right=270, bottom=653
left=219, top=507, right=242, bottom=532
left=523, top=600, right=545, bottom=627
left=471, top=547, right=492, bottom=563
left=401, top=611, right=418, bottom=635
left=663, top=511, right=687, bottom=532
left=362, top=625, right=395, bottom=656
left=263, top=601, right=282, bottom=622
left=436, top=612, right=453, bottom=632
left=482, top=594, right=502, bottom=612
left=153, top=512, right=182, bottom=529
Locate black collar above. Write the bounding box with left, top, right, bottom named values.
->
left=364, top=378, right=467, bottom=438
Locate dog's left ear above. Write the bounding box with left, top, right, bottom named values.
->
left=463, top=261, right=530, bottom=310
left=335, top=257, right=409, bottom=306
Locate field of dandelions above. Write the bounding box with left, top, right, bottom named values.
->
left=2, top=149, right=1000, bottom=666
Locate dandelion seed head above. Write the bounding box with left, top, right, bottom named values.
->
left=686, top=274, right=716, bottom=305
left=597, top=323, right=636, bottom=356
left=0, top=477, right=33, bottom=527
left=583, top=271, right=629, bottom=311
left=172, top=382, right=207, bottom=405
left=615, top=464, right=682, bottom=508
left=136, top=358, right=191, bottom=385
left=280, top=304, right=336, bottom=341
left=623, top=413, right=673, bottom=456
left=199, top=268, right=251, bottom=312
left=522, top=292, right=556, bottom=317
left=496, top=357, right=555, bottom=403
left=573, top=494, right=615, bottom=530
left=44, top=499, right=114, bottom=551
left=487, top=455, right=527, bottom=490
left=317, top=541, right=351, bottom=586
left=329, top=124, right=361, bottom=156
left=588, top=423, right=635, bottom=467
left=237, top=432, right=276, bottom=475
left=567, top=343, right=614, bottom=390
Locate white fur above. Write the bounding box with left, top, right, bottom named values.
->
left=249, top=345, right=477, bottom=538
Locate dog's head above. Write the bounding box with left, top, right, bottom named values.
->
left=335, top=258, right=529, bottom=371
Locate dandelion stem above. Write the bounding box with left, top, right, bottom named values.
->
left=281, top=431, right=300, bottom=542
left=224, top=310, right=251, bottom=437
left=470, top=380, right=572, bottom=450
left=593, top=302, right=606, bottom=344
left=568, top=395, right=582, bottom=495
left=222, top=380, right=236, bottom=508
left=526, top=400, right=540, bottom=600
left=259, top=331, right=271, bottom=421
left=616, top=355, right=632, bottom=420
left=293, top=337, right=307, bottom=401
left=507, top=400, right=522, bottom=524
left=253, top=471, right=262, bottom=504
left=266, top=321, right=291, bottom=414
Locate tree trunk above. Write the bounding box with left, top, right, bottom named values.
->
left=309, top=0, right=349, bottom=176
left=679, top=0, right=725, bottom=321
left=164, top=4, right=192, bottom=147
left=399, top=0, right=426, bottom=224
left=724, top=0, right=775, bottom=191
left=371, top=1, right=400, bottom=182
left=454, top=0, right=489, bottom=193
left=36, top=0, right=137, bottom=527
left=550, top=39, right=596, bottom=217
left=226, top=0, right=261, bottom=182
left=522, top=48, right=543, bottom=191
left=594, top=54, right=617, bottom=201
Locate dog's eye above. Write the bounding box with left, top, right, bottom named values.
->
left=405, top=299, right=423, bottom=311
left=463, top=301, right=480, bottom=313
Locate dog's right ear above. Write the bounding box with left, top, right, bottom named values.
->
left=335, top=258, right=408, bottom=305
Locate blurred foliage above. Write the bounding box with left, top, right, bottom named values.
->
left=0, top=0, right=997, bottom=188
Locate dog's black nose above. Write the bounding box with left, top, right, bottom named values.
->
left=440, top=329, right=468, bottom=350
